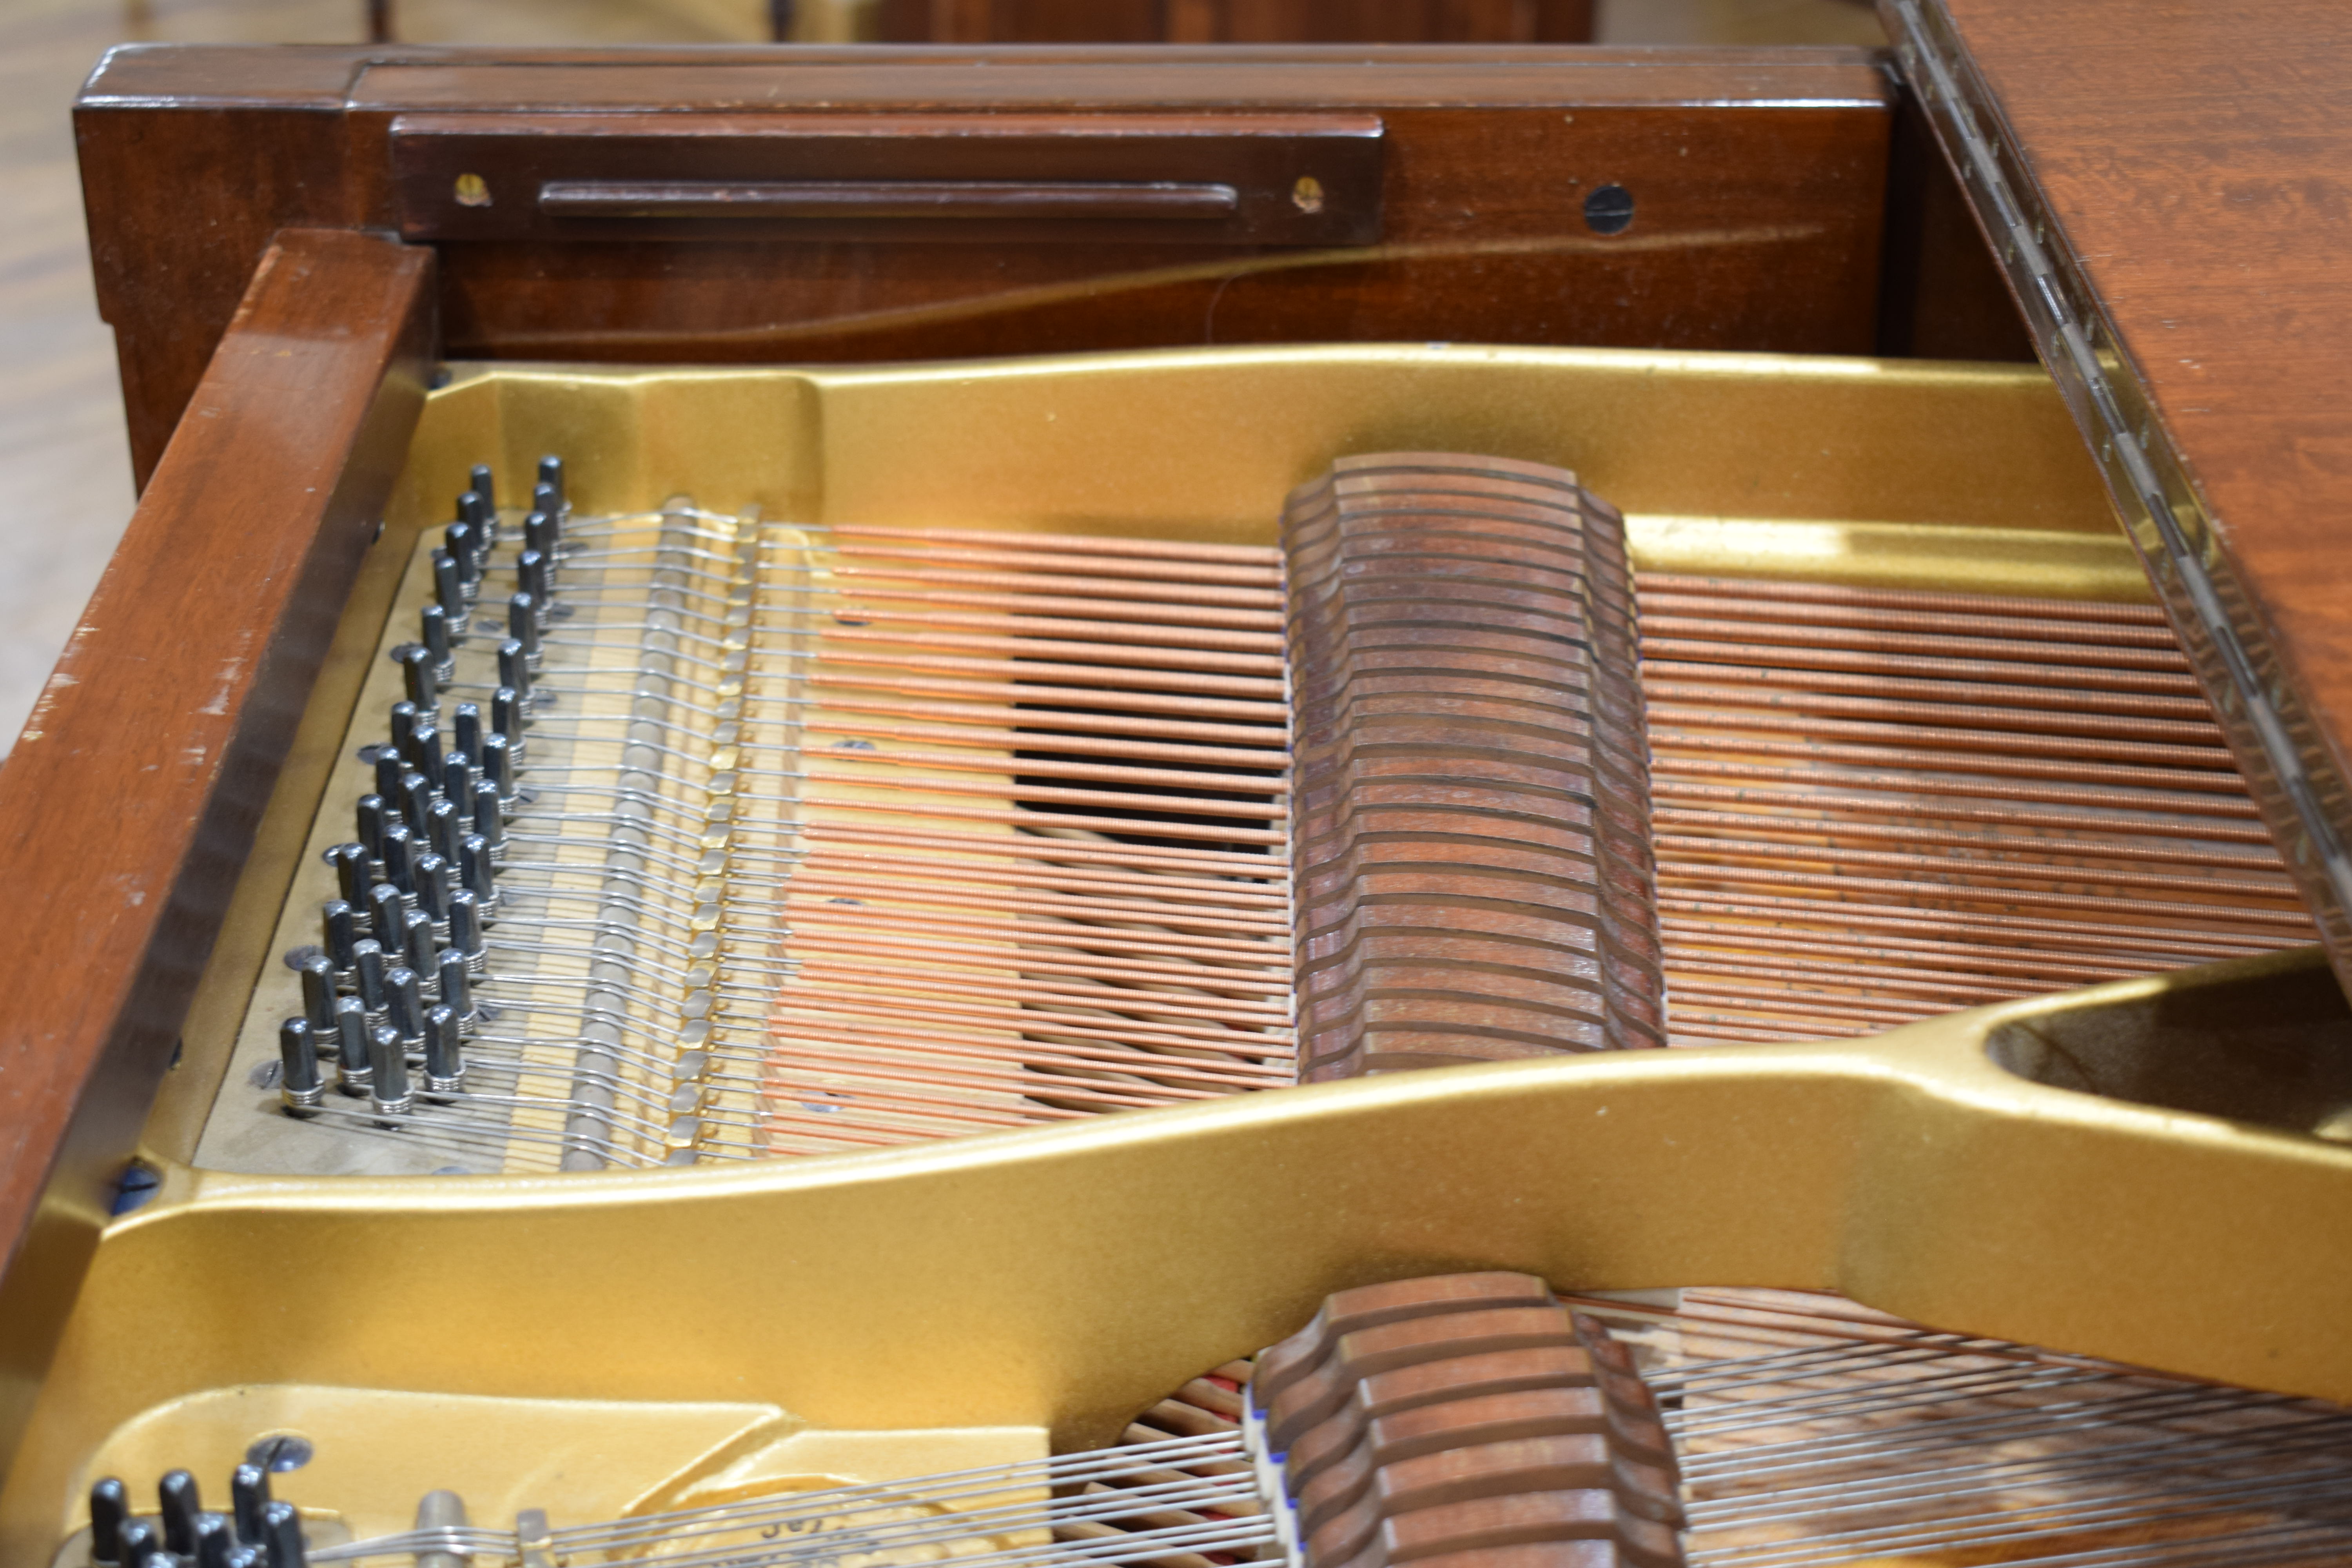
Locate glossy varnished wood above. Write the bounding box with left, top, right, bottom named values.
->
left=873, top=0, right=1595, bottom=43
left=78, top=43, right=1893, bottom=487
left=1887, top=0, right=2352, bottom=985
left=0, top=229, right=433, bottom=1463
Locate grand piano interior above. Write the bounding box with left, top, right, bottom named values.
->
left=3, top=9, right=2349, bottom=1568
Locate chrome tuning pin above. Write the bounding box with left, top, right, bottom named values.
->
left=396, top=643, right=439, bottom=725
left=423, top=1004, right=465, bottom=1098
left=432, top=547, right=470, bottom=636
left=492, top=688, right=527, bottom=769
left=261, top=1498, right=308, bottom=1568
left=497, top=638, right=534, bottom=715
left=420, top=602, right=456, bottom=680
left=508, top=592, right=543, bottom=673
left=88, top=1478, right=127, bottom=1567
left=277, top=1018, right=323, bottom=1114
left=115, top=1518, right=159, bottom=1567
left=230, top=1465, right=271, bottom=1555
left=517, top=552, right=552, bottom=627
left=427, top=794, right=465, bottom=866
left=298, top=953, right=337, bottom=1042
left=452, top=702, right=483, bottom=770
left=449, top=889, right=489, bottom=977
left=321, top=901, right=360, bottom=986
left=479, top=733, right=515, bottom=817
left=368, top=1022, right=414, bottom=1121
left=438, top=949, right=478, bottom=1035
left=158, top=1471, right=201, bottom=1558
left=324, top=841, right=370, bottom=910
left=334, top=997, right=371, bottom=1098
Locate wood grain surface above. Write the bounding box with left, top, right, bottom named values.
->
left=0, top=229, right=433, bottom=1467
left=1287, top=454, right=1666, bottom=1079
left=1252, top=1273, right=1684, bottom=1568
left=78, top=43, right=1893, bottom=487
left=1890, top=0, right=2352, bottom=986
left=872, top=0, right=1595, bottom=43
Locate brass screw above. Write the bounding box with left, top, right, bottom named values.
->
left=454, top=172, right=492, bottom=209
left=1291, top=175, right=1325, bottom=215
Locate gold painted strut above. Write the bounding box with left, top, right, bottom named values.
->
left=12, top=946, right=2352, bottom=1560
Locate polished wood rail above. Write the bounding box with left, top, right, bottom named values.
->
left=76, top=43, right=1896, bottom=486
left=0, top=229, right=434, bottom=1465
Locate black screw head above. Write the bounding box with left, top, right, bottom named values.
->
left=1584, top=183, right=1635, bottom=235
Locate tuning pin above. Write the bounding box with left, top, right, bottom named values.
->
left=397, top=644, right=439, bottom=719
left=421, top=603, right=456, bottom=680
left=383, top=824, right=423, bottom=905
left=497, top=637, right=534, bottom=715
left=426, top=796, right=464, bottom=866
left=230, top=1465, right=271, bottom=1550
left=440, top=755, right=476, bottom=824
left=159, top=1471, right=201, bottom=1556
left=424, top=1003, right=465, bottom=1097
left=491, top=687, right=526, bottom=769
left=335, top=996, right=372, bottom=1095
left=416, top=855, right=455, bottom=947
left=445, top=518, right=479, bottom=589
left=472, top=780, right=508, bottom=867
left=517, top=550, right=552, bottom=624
left=322, top=901, right=360, bottom=984
left=481, top=732, right=515, bottom=809
left=116, top=1519, right=159, bottom=1567
left=387, top=965, right=428, bottom=1048
left=373, top=745, right=407, bottom=806
left=457, top=486, right=491, bottom=532
left=88, top=1477, right=128, bottom=1566
left=401, top=905, right=439, bottom=984
left=261, top=1497, right=307, bottom=1568
left=390, top=771, right=428, bottom=840
left=298, top=952, right=338, bottom=1038
left=278, top=1018, right=324, bottom=1112
left=459, top=833, right=499, bottom=918
left=537, top=455, right=564, bottom=510
left=438, top=948, right=477, bottom=1035
left=398, top=710, right=443, bottom=780
left=363, top=881, right=401, bottom=951
left=194, top=1512, right=236, bottom=1568
left=508, top=592, right=543, bottom=671
left=369, top=1022, right=414, bottom=1120
left=324, top=842, right=370, bottom=911
left=431, top=548, right=470, bottom=635
left=389, top=703, right=432, bottom=779
left=353, top=938, right=390, bottom=1027
left=356, top=794, right=391, bottom=879
left=452, top=702, right=484, bottom=769
left=470, top=462, right=496, bottom=510
left=450, top=889, right=489, bottom=976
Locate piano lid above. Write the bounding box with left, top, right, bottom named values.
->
left=1882, top=0, right=2352, bottom=997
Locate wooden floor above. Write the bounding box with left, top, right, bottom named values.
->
left=0, top=0, right=1883, bottom=758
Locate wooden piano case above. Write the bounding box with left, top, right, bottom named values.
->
left=3, top=20, right=2349, bottom=1566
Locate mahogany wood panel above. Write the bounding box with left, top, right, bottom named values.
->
left=1287, top=455, right=1664, bottom=1079
left=78, top=44, right=1891, bottom=488
left=1884, top=0, right=2352, bottom=987
left=875, top=0, right=1595, bottom=43
left=1251, top=1274, right=1684, bottom=1568
left=0, top=230, right=434, bottom=1468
